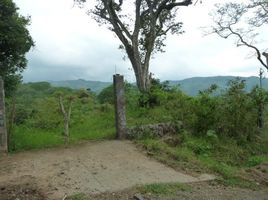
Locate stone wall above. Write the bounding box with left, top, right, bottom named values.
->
left=126, top=121, right=183, bottom=139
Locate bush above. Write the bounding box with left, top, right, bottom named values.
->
left=217, top=79, right=260, bottom=141
left=164, top=90, right=196, bottom=128
left=191, top=85, right=219, bottom=136
left=138, top=79, right=176, bottom=108
left=171, top=78, right=265, bottom=142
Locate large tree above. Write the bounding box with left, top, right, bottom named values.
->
left=208, top=0, right=268, bottom=69
left=0, top=0, right=34, bottom=96
left=76, top=0, right=197, bottom=92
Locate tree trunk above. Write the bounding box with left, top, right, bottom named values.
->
left=64, top=117, right=69, bottom=144
left=127, top=49, right=151, bottom=93
left=135, top=69, right=149, bottom=93
left=59, top=95, right=73, bottom=145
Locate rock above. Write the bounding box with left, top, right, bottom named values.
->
left=134, top=193, right=144, bottom=200
left=162, top=135, right=181, bottom=147
left=147, top=151, right=154, bottom=156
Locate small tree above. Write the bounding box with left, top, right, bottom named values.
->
left=59, top=95, right=74, bottom=144
left=75, top=0, right=198, bottom=92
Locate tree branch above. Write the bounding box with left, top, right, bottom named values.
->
left=107, top=1, right=132, bottom=40
left=133, top=0, right=142, bottom=39
left=157, top=0, right=192, bottom=16
left=104, top=0, right=131, bottom=47
left=218, top=25, right=268, bottom=69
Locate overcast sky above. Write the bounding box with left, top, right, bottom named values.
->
left=14, top=0, right=268, bottom=82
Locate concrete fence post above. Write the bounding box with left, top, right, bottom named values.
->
left=0, top=77, right=8, bottom=153
left=113, top=74, right=127, bottom=139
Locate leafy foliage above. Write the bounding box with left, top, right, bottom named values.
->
left=138, top=79, right=174, bottom=108
left=0, top=0, right=34, bottom=96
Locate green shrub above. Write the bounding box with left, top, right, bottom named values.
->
left=138, top=79, right=174, bottom=108
left=216, top=79, right=257, bottom=141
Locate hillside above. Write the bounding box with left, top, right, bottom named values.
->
left=48, top=76, right=265, bottom=95
left=49, top=79, right=111, bottom=93
left=169, top=76, right=264, bottom=96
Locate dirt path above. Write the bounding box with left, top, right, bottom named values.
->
left=0, top=140, right=214, bottom=199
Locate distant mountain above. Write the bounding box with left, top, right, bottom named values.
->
left=49, top=79, right=111, bottom=93
left=169, top=76, right=264, bottom=96
left=48, top=76, right=265, bottom=95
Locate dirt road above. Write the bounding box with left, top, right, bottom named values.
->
left=0, top=140, right=214, bottom=199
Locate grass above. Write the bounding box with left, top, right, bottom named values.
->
left=70, top=111, right=115, bottom=142
left=10, top=126, right=63, bottom=151
left=137, top=182, right=191, bottom=195
left=10, top=107, right=116, bottom=152
left=136, top=131, right=268, bottom=189
left=68, top=193, right=86, bottom=200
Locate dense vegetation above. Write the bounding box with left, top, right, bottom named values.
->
left=6, top=78, right=268, bottom=188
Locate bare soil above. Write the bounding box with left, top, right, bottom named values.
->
left=0, top=140, right=214, bottom=200
left=0, top=175, right=46, bottom=200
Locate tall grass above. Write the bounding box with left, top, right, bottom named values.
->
left=10, top=104, right=116, bottom=152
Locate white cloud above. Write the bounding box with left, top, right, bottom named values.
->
left=14, top=0, right=268, bottom=82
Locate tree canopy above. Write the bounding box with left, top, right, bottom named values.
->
left=76, top=0, right=197, bottom=92
left=209, top=0, right=268, bottom=70
left=0, top=0, right=34, bottom=96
